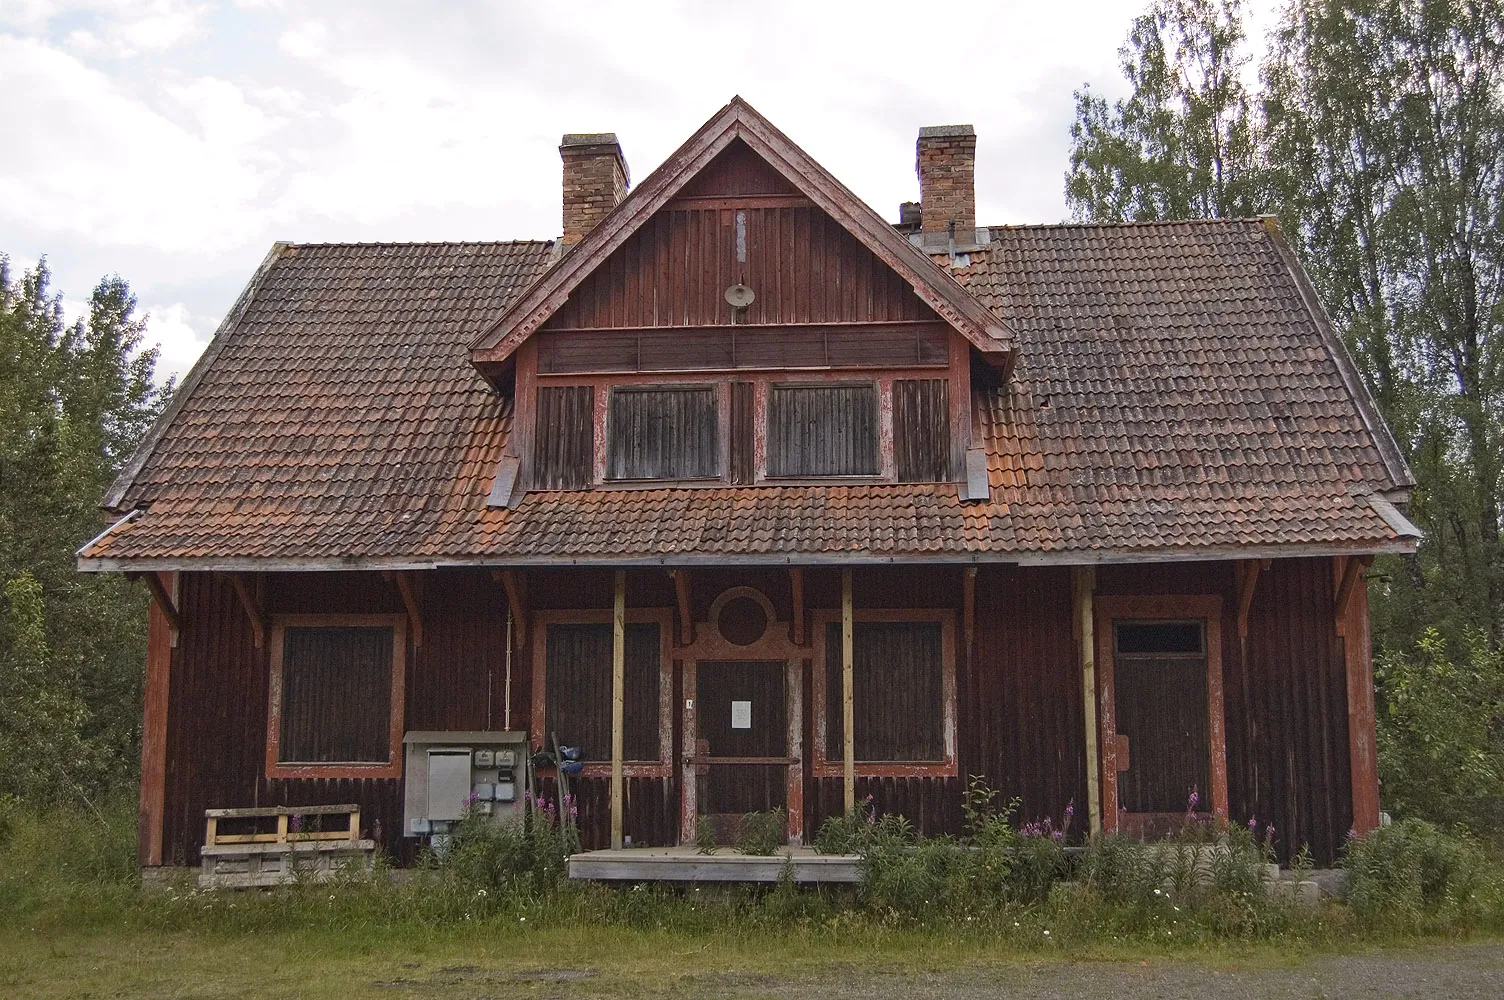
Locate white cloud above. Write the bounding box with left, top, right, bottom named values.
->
left=0, top=36, right=281, bottom=251
left=141, top=300, right=207, bottom=383
left=3, top=0, right=1286, bottom=373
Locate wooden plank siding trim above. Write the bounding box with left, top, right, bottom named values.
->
left=1093, top=595, right=1227, bottom=832
left=809, top=607, right=959, bottom=780
left=529, top=608, right=675, bottom=779
left=611, top=571, right=625, bottom=850
left=1338, top=559, right=1381, bottom=835
left=138, top=570, right=176, bottom=866
left=263, top=614, right=408, bottom=780
left=536, top=322, right=951, bottom=375
left=1072, top=567, right=1102, bottom=835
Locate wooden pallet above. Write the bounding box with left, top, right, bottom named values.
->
left=199, top=804, right=375, bottom=889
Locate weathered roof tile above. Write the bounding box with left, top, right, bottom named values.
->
left=83, top=222, right=1411, bottom=566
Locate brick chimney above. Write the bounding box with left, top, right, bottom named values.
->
left=560, top=133, right=629, bottom=247
left=915, top=124, right=980, bottom=251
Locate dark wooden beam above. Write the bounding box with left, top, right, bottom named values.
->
left=673, top=569, right=693, bottom=646
left=392, top=571, right=423, bottom=647
left=1334, top=555, right=1371, bottom=623
left=494, top=570, right=528, bottom=645
left=962, top=566, right=977, bottom=657
left=131, top=570, right=181, bottom=633
left=227, top=572, right=265, bottom=648
left=789, top=568, right=805, bottom=646
left=1235, top=559, right=1269, bottom=639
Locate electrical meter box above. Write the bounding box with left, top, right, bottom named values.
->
left=402, top=731, right=528, bottom=836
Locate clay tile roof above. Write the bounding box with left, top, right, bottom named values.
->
left=80, top=220, right=1416, bottom=569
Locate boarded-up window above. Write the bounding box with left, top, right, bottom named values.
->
left=545, top=622, right=661, bottom=762
left=278, top=626, right=395, bottom=764
left=894, top=378, right=951, bottom=482
left=534, top=385, right=595, bottom=489
left=825, top=621, right=944, bottom=761
left=767, top=383, right=878, bottom=477
left=606, top=386, right=718, bottom=480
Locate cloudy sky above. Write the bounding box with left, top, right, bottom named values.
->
left=1, top=0, right=1279, bottom=382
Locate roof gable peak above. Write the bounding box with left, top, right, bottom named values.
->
left=469, top=97, right=1013, bottom=372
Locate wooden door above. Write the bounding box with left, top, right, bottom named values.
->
left=694, top=660, right=787, bottom=840
left=1112, top=621, right=1211, bottom=823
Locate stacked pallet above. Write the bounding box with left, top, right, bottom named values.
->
left=199, top=804, right=375, bottom=888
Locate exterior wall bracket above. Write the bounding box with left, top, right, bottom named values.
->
left=495, top=570, right=529, bottom=645
left=385, top=571, right=424, bottom=647
left=130, top=570, right=181, bottom=636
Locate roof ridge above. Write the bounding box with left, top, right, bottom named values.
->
left=283, top=239, right=556, bottom=250
left=982, top=218, right=1266, bottom=231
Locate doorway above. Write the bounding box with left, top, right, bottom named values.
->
left=1094, top=594, right=1228, bottom=836
left=1112, top=620, right=1210, bottom=817
left=693, top=660, right=789, bottom=842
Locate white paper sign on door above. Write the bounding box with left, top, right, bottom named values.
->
left=731, top=700, right=752, bottom=729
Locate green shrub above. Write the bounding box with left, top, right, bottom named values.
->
left=1343, top=818, right=1503, bottom=929
left=694, top=815, right=718, bottom=854
left=813, top=795, right=875, bottom=854
left=1075, top=833, right=1170, bottom=909
left=435, top=808, right=573, bottom=902
left=736, top=808, right=786, bottom=855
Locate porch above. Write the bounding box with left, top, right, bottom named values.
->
left=567, top=846, right=862, bottom=883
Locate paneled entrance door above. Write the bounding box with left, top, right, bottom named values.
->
left=693, top=660, right=789, bottom=843
left=1095, top=594, right=1228, bottom=838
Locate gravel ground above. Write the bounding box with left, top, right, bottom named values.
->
left=664, top=943, right=1504, bottom=999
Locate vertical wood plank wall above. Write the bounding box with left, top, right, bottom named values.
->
left=150, top=557, right=1361, bottom=866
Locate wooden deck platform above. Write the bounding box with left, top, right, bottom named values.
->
left=568, top=846, right=863, bottom=883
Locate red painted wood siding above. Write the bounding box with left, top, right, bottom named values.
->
left=542, top=203, right=935, bottom=331
left=152, top=559, right=1361, bottom=866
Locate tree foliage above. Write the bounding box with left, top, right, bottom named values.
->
left=1376, top=629, right=1504, bottom=833
left=1068, top=0, right=1504, bottom=834
left=0, top=256, right=172, bottom=806
left=1067, top=0, right=1265, bottom=221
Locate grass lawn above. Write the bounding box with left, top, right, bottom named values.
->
left=5, top=921, right=1501, bottom=1000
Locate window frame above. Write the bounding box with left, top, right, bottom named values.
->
left=604, top=382, right=722, bottom=483
left=764, top=379, right=882, bottom=480
left=264, top=613, right=408, bottom=780
left=530, top=608, right=675, bottom=779
left=810, top=608, right=957, bottom=778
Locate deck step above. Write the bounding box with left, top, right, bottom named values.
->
left=568, top=848, right=862, bottom=883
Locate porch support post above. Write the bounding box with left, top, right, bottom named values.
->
left=139, top=570, right=176, bottom=867
left=611, top=570, right=626, bottom=850
left=1337, top=556, right=1381, bottom=835
left=841, top=568, right=855, bottom=814
left=1072, top=566, right=1102, bottom=835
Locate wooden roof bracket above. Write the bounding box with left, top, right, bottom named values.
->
left=1235, top=559, right=1270, bottom=638
left=672, top=569, right=693, bottom=646
left=1334, top=554, right=1373, bottom=627
left=493, top=570, right=528, bottom=646
left=129, top=570, right=181, bottom=637
left=226, top=572, right=265, bottom=648
left=789, top=567, right=805, bottom=646
left=385, top=571, right=424, bottom=647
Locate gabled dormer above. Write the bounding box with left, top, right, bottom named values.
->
left=470, top=98, right=1012, bottom=501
